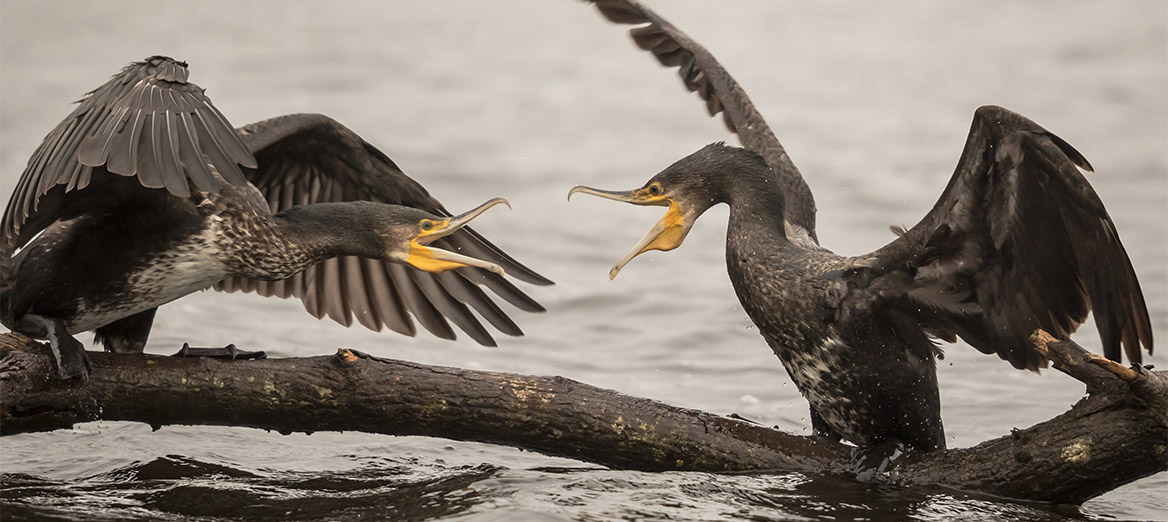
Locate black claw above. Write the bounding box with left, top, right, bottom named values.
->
left=233, top=348, right=266, bottom=360
left=174, top=342, right=192, bottom=357
left=172, top=343, right=266, bottom=360
left=728, top=413, right=759, bottom=424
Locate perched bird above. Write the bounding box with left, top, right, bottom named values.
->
left=1, top=56, right=552, bottom=381
left=571, top=0, right=1152, bottom=460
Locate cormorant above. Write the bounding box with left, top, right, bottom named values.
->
left=1, top=56, right=552, bottom=381
left=570, top=0, right=1153, bottom=457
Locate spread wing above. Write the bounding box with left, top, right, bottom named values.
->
left=849, top=105, right=1152, bottom=370
left=586, top=0, right=817, bottom=241
left=2, top=56, right=256, bottom=257
left=214, top=114, right=551, bottom=346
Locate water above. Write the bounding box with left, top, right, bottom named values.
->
left=1, top=0, right=1165, bottom=520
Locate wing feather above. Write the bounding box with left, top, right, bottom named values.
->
left=10, top=59, right=547, bottom=347
left=587, top=0, right=817, bottom=240
left=319, top=257, right=351, bottom=327
left=409, top=269, right=494, bottom=347
left=362, top=257, right=415, bottom=337
left=389, top=263, right=456, bottom=341
left=105, top=109, right=143, bottom=175
left=2, top=55, right=257, bottom=260
left=854, top=106, right=1152, bottom=369
left=212, top=113, right=548, bottom=345
left=435, top=270, right=523, bottom=337
left=343, top=255, right=380, bottom=331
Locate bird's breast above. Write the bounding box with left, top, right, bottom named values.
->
left=69, top=226, right=230, bottom=332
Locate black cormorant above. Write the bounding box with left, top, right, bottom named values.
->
left=1, top=56, right=552, bottom=381
left=570, top=0, right=1153, bottom=457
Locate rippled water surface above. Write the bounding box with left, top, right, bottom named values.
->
left=2, top=1, right=1166, bottom=520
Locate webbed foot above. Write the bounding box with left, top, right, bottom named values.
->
left=52, top=330, right=92, bottom=380
left=25, top=314, right=91, bottom=381
left=847, top=441, right=905, bottom=481
left=172, top=343, right=266, bottom=360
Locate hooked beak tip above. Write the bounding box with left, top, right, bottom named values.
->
left=479, top=197, right=511, bottom=211
left=441, top=197, right=512, bottom=238
left=567, top=185, right=585, bottom=202
left=568, top=185, right=632, bottom=203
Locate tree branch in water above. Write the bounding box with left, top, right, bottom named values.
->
left=1, top=331, right=1164, bottom=504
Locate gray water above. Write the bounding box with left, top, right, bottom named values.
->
left=1, top=1, right=1165, bottom=520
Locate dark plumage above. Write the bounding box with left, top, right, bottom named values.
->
left=1, top=56, right=552, bottom=381
left=573, top=0, right=1152, bottom=456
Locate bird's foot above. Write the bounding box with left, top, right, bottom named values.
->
left=52, top=331, right=92, bottom=381
left=172, top=343, right=266, bottom=360
left=847, top=441, right=905, bottom=482
left=24, top=314, right=91, bottom=381
left=728, top=413, right=760, bottom=424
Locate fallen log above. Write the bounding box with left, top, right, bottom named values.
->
left=1, top=331, right=1164, bottom=504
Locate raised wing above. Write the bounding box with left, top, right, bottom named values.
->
left=850, top=105, right=1152, bottom=369
left=586, top=0, right=817, bottom=241
left=215, top=114, right=551, bottom=346
left=2, top=56, right=256, bottom=255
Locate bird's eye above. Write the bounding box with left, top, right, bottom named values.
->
left=648, top=184, right=662, bottom=196
left=420, top=220, right=434, bottom=232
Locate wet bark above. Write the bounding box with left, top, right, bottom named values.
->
left=1, top=331, right=1164, bottom=504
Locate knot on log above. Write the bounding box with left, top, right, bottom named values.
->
left=334, top=348, right=360, bottom=364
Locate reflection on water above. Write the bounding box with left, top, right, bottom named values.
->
left=0, top=449, right=1101, bottom=522
left=2, top=0, right=1166, bottom=520
left=2, top=454, right=497, bottom=521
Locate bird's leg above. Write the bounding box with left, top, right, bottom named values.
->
left=23, top=314, right=91, bottom=380
left=172, top=343, right=266, bottom=360
left=809, top=406, right=843, bottom=442
left=94, top=308, right=157, bottom=353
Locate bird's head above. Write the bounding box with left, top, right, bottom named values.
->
left=569, top=143, right=756, bottom=279
left=382, top=198, right=512, bottom=275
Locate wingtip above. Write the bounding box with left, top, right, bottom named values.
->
left=468, top=328, right=498, bottom=348
left=527, top=273, right=556, bottom=286
left=1046, top=132, right=1094, bottom=173
left=590, top=0, right=651, bottom=25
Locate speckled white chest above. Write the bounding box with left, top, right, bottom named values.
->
left=68, top=225, right=231, bottom=333
left=775, top=330, right=861, bottom=439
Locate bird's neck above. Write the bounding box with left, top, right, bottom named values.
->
left=228, top=202, right=386, bottom=280
left=719, top=172, right=822, bottom=352
left=718, top=167, right=798, bottom=294
left=715, top=167, right=789, bottom=243
left=275, top=201, right=388, bottom=259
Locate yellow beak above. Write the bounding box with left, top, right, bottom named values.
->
left=407, top=197, right=510, bottom=275
left=568, top=185, right=692, bottom=279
